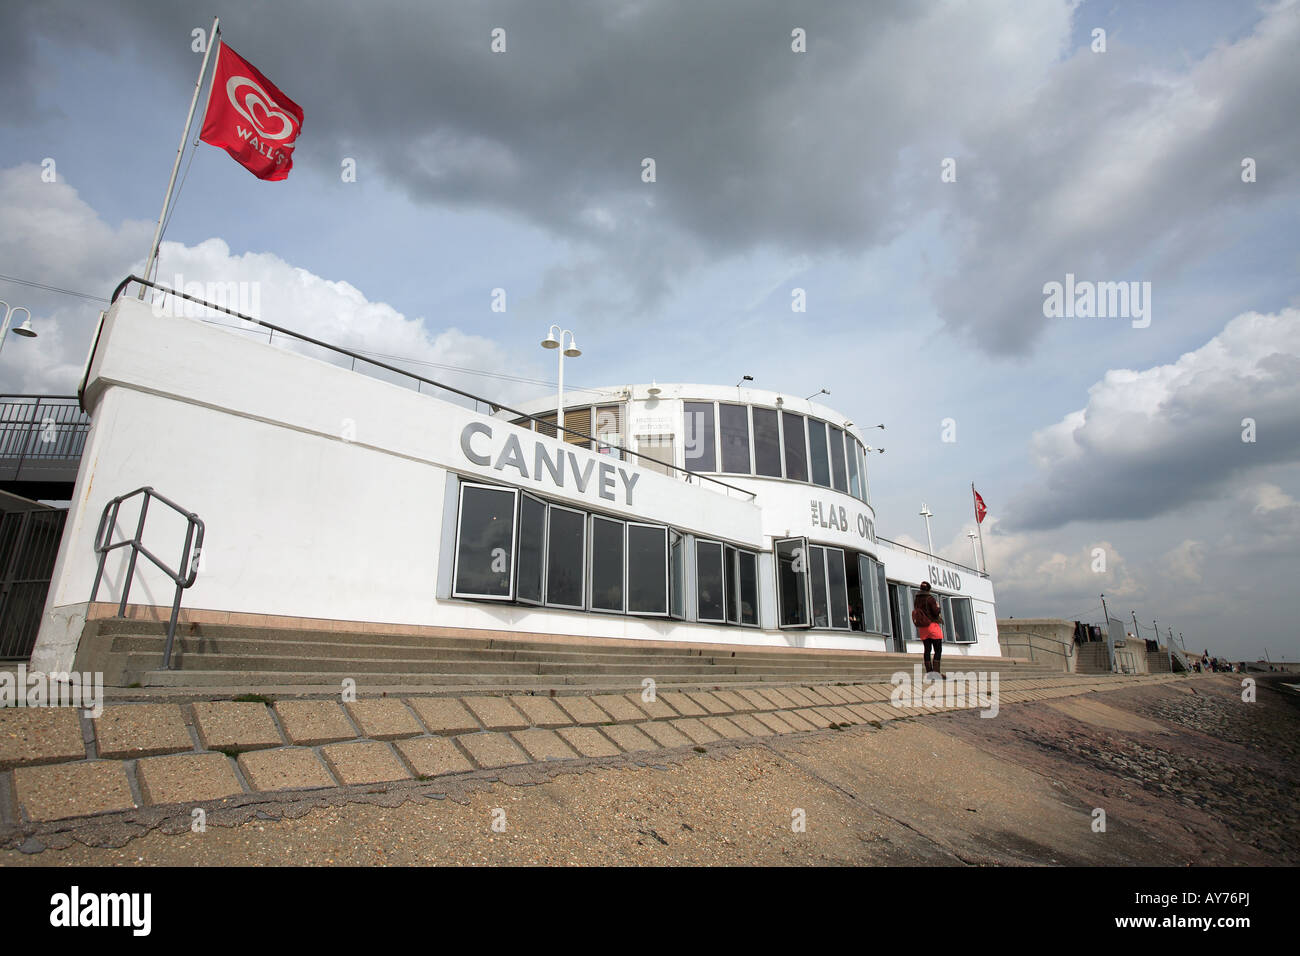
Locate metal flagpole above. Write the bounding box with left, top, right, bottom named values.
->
left=972, top=483, right=987, bottom=574
left=138, top=16, right=221, bottom=300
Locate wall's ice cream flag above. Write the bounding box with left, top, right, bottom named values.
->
left=973, top=487, right=988, bottom=524
left=199, top=42, right=304, bottom=181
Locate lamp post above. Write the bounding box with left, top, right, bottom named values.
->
left=919, top=503, right=934, bottom=555
left=540, top=325, right=581, bottom=434
left=0, top=302, right=38, bottom=358
left=967, top=530, right=979, bottom=568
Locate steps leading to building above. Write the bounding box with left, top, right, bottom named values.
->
left=78, top=618, right=1065, bottom=689
left=1075, top=641, right=1111, bottom=675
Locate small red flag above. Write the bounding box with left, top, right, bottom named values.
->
left=200, top=42, right=303, bottom=181
left=973, top=488, right=988, bottom=524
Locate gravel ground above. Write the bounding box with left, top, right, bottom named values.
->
left=1, top=676, right=1292, bottom=866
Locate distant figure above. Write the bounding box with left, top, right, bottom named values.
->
left=912, top=582, right=944, bottom=678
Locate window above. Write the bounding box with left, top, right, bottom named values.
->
left=695, top=539, right=726, bottom=622
left=545, top=504, right=585, bottom=608
left=636, top=434, right=675, bottom=476
left=782, top=412, right=808, bottom=482
left=737, top=549, right=759, bottom=626
left=752, top=407, right=782, bottom=477
left=515, top=492, right=547, bottom=605
left=825, top=547, right=850, bottom=629
left=847, top=439, right=862, bottom=499
left=627, top=523, right=669, bottom=615
left=809, top=546, right=828, bottom=627
left=594, top=404, right=623, bottom=460
left=852, top=553, right=888, bottom=634
left=719, top=403, right=751, bottom=474
left=590, top=516, right=625, bottom=612
left=828, top=427, right=848, bottom=493
left=858, top=443, right=872, bottom=503
left=564, top=406, right=592, bottom=448
left=775, top=537, right=810, bottom=628
left=684, top=401, right=716, bottom=472
left=945, top=595, right=977, bottom=643
left=874, top=562, right=892, bottom=640
left=808, top=419, right=831, bottom=487
left=669, top=529, right=685, bottom=618
left=724, top=546, right=740, bottom=624
left=453, top=484, right=518, bottom=600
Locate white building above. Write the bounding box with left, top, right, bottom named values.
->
left=30, top=292, right=1000, bottom=674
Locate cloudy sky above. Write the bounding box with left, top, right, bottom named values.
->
left=2, top=0, right=1297, bottom=661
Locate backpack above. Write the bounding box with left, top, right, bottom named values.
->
left=911, top=606, right=929, bottom=628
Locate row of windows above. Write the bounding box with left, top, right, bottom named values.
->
left=684, top=402, right=870, bottom=502
left=452, top=483, right=759, bottom=623
left=451, top=482, right=973, bottom=640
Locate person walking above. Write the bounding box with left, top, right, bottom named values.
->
left=912, top=582, right=944, bottom=678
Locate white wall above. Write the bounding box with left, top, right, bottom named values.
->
left=31, top=297, right=1003, bottom=670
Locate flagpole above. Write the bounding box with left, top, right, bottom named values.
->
left=972, top=482, right=987, bottom=575
left=138, top=16, right=221, bottom=300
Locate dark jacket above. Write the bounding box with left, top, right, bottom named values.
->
left=913, top=590, right=941, bottom=624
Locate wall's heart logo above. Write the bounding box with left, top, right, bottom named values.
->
left=226, top=75, right=298, bottom=141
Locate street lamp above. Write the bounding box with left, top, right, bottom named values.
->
left=919, top=503, right=934, bottom=555
left=805, top=388, right=829, bottom=401
left=0, top=301, right=38, bottom=358
left=541, top=325, right=581, bottom=433
left=967, top=530, right=979, bottom=567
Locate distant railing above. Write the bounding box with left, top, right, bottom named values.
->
left=0, top=395, right=90, bottom=473
left=875, top=535, right=988, bottom=578
left=998, top=631, right=1076, bottom=666
left=110, top=275, right=757, bottom=503
left=89, top=486, right=204, bottom=671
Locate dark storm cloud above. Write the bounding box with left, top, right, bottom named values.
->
left=4, top=1, right=1297, bottom=348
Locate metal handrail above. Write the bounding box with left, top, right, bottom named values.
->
left=109, top=275, right=757, bottom=503
left=875, top=535, right=988, bottom=578
left=88, top=486, right=204, bottom=670
left=998, top=631, right=1077, bottom=661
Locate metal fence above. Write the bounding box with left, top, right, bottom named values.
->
left=0, top=506, right=67, bottom=660
left=0, top=395, right=90, bottom=481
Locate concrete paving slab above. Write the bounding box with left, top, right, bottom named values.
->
left=137, top=752, right=243, bottom=805
left=553, top=696, right=613, bottom=726
left=752, top=712, right=798, bottom=735
left=461, top=697, right=529, bottom=731
left=636, top=721, right=692, bottom=749
left=192, top=701, right=283, bottom=752
left=713, top=690, right=757, bottom=712
left=700, top=716, right=748, bottom=740
left=627, top=693, right=677, bottom=720
left=344, top=699, right=424, bottom=740
left=587, top=694, right=646, bottom=723
left=0, top=709, right=85, bottom=769
left=274, top=701, right=357, bottom=746
left=657, top=692, right=707, bottom=717
left=669, top=718, right=722, bottom=744
left=13, top=761, right=135, bottom=821
left=456, top=732, right=532, bottom=769
left=237, top=748, right=336, bottom=792
left=321, top=741, right=411, bottom=785
left=395, top=737, right=475, bottom=778
left=754, top=688, right=800, bottom=709
left=780, top=688, right=820, bottom=707
left=556, top=727, right=621, bottom=758
left=736, top=689, right=776, bottom=711
left=802, top=707, right=838, bottom=727
left=93, top=704, right=192, bottom=759
left=508, top=696, right=573, bottom=728
left=777, top=710, right=818, bottom=732
left=728, top=713, right=774, bottom=738
left=817, top=686, right=857, bottom=705
left=406, top=697, right=479, bottom=735
left=600, top=723, right=658, bottom=754
left=799, top=687, right=840, bottom=706
left=684, top=691, right=732, bottom=715
left=511, top=728, right=578, bottom=761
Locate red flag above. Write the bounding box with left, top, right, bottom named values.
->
left=200, top=42, right=303, bottom=181
left=973, top=488, right=988, bottom=524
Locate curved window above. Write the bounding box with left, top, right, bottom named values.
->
left=515, top=492, right=547, bottom=605
left=782, top=412, right=808, bottom=482
left=753, top=407, right=782, bottom=477
left=808, top=419, right=831, bottom=488
left=719, top=403, right=751, bottom=474
left=590, top=516, right=625, bottom=612
left=696, top=540, right=726, bottom=622
left=846, top=439, right=861, bottom=499
left=684, top=402, right=716, bottom=472
left=545, top=505, right=586, bottom=609
left=453, top=484, right=518, bottom=600
left=828, top=427, right=848, bottom=493
left=627, top=523, right=669, bottom=615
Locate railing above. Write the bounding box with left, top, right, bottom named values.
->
left=875, top=535, right=988, bottom=578
left=0, top=396, right=91, bottom=476
left=110, top=275, right=757, bottom=503
left=998, top=631, right=1076, bottom=667
left=89, top=487, right=204, bottom=671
